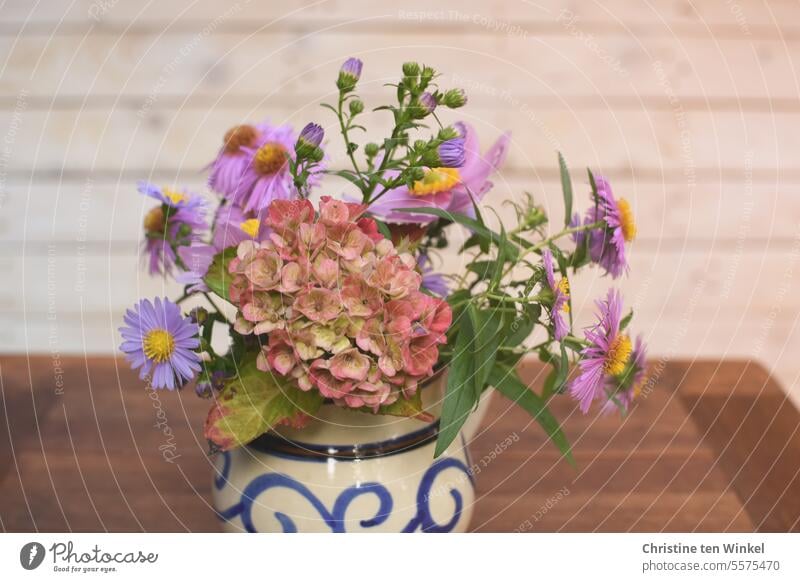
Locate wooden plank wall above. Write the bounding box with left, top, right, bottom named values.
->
left=1, top=0, right=799, bottom=405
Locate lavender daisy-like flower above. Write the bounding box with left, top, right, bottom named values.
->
left=233, top=122, right=321, bottom=213
left=139, top=182, right=206, bottom=275
left=569, top=289, right=632, bottom=413
left=208, top=124, right=261, bottom=199
left=542, top=249, right=570, bottom=341
left=581, top=176, right=636, bottom=279
left=418, top=253, right=449, bottom=297
left=211, top=203, right=270, bottom=251
left=602, top=335, right=648, bottom=415
left=176, top=244, right=216, bottom=293
left=119, top=297, right=202, bottom=390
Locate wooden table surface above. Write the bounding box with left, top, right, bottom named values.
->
left=1, top=356, right=799, bottom=532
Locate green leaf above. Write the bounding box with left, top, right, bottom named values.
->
left=489, top=362, right=574, bottom=465
left=319, top=102, right=339, bottom=115
left=541, top=367, right=558, bottom=399
left=466, top=260, right=496, bottom=280
left=395, top=207, right=519, bottom=260
left=554, top=342, right=570, bottom=393
left=620, top=309, right=634, bottom=331
left=471, top=306, right=506, bottom=391
left=587, top=168, right=599, bottom=203
left=558, top=152, right=573, bottom=227
left=373, top=218, right=392, bottom=240
left=334, top=169, right=366, bottom=191
left=446, top=289, right=471, bottom=309
left=203, top=247, right=238, bottom=302
left=540, top=343, right=570, bottom=399
left=464, top=185, right=486, bottom=228
left=464, top=187, right=489, bottom=253
left=204, top=356, right=324, bottom=451
left=490, top=223, right=508, bottom=290
left=507, top=303, right=541, bottom=345
left=376, top=389, right=431, bottom=421
left=435, top=303, right=480, bottom=457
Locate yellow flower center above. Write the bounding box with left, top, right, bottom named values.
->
left=410, top=167, right=461, bottom=196
left=617, top=198, right=636, bottom=242
left=143, top=329, right=176, bottom=363
left=604, top=334, right=632, bottom=376
left=161, top=187, right=187, bottom=205
left=240, top=218, right=260, bottom=238
left=143, top=207, right=165, bottom=233
left=557, top=278, right=570, bottom=313
left=254, top=142, right=288, bottom=175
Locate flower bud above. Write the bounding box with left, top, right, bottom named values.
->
left=443, top=88, right=467, bottom=108
left=337, top=57, right=363, bottom=92
left=295, top=122, right=325, bottom=158
left=310, top=147, right=325, bottom=162
left=416, top=92, right=437, bottom=117
left=437, top=126, right=460, bottom=141
left=189, top=306, right=209, bottom=325
left=349, top=99, right=364, bottom=115
left=364, top=142, right=380, bottom=157
left=298, top=122, right=324, bottom=147
left=435, top=138, right=466, bottom=168
left=421, top=65, right=435, bottom=85
left=402, top=61, right=420, bottom=77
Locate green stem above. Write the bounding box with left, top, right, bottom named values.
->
left=485, top=292, right=548, bottom=304
left=203, top=292, right=231, bottom=325
left=364, top=104, right=408, bottom=200
left=337, top=92, right=365, bottom=191
left=499, top=220, right=604, bottom=281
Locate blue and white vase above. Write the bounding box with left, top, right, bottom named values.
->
left=211, top=372, right=490, bottom=532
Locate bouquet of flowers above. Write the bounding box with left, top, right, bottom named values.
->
left=119, top=59, right=648, bottom=459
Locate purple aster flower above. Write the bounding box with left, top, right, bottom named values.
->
left=139, top=182, right=206, bottom=275
left=208, top=124, right=261, bottom=199
left=176, top=244, right=216, bottom=293
left=542, top=249, right=570, bottom=341
left=366, top=122, right=511, bottom=224
left=437, top=137, right=466, bottom=168
left=602, top=335, right=648, bottom=415
left=337, top=57, right=363, bottom=90
left=212, top=203, right=271, bottom=251
left=569, top=289, right=633, bottom=413
left=232, top=122, right=324, bottom=213
left=581, top=176, right=636, bottom=279
left=119, top=297, right=202, bottom=390
left=418, top=253, right=449, bottom=297
left=296, top=122, right=324, bottom=149
left=570, top=212, right=586, bottom=246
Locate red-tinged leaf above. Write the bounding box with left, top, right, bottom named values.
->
left=204, top=356, right=323, bottom=452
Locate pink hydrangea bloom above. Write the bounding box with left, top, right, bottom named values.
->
left=226, top=197, right=452, bottom=411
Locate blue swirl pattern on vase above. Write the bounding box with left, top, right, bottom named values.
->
left=214, top=451, right=474, bottom=533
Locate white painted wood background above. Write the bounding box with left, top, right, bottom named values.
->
left=1, top=0, right=799, bottom=405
